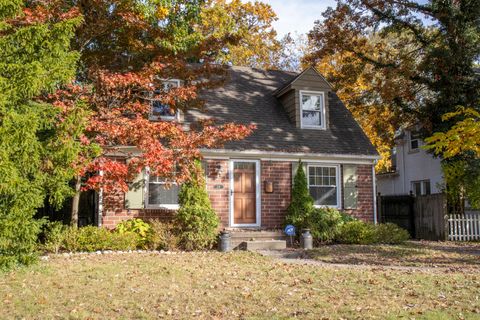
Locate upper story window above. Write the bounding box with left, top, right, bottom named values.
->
left=149, top=79, right=180, bottom=121
left=300, top=91, right=325, bottom=129
left=412, top=180, right=431, bottom=196
left=409, top=130, right=421, bottom=151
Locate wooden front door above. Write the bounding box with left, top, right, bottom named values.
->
left=233, top=161, right=257, bottom=225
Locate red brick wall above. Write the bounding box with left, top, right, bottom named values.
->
left=342, top=164, right=375, bottom=222
left=100, top=160, right=374, bottom=229
left=204, top=159, right=230, bottom=227
left=101, top=187, right=175, bottom=229
left=261, top=161, right=291, bottom=229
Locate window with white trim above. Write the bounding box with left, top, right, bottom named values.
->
left=409, top=130, right=421, bottom=151
left=149, top=79, right=180, bottom=121
left=307, top=165, right=339, bottom=207
left=147, top=175, right=179, bottom=209
left=300, top=91, right=325, bottom=129
left=411, top=180, right=431, bottom=196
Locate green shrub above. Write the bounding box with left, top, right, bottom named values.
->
left=75, top=226, right=112, bottom=252
left=336, top=221, right=377, bottom=244
left=115, top=218, right=152, bottom=248
left=375, top=223, right=410, bottom=244
left=107, top=232, right=138, bottom=251
left=307, top=207, right=344, bottom=243
left=147, top=220, right=179, bottom=251
left=42, top=221, right=66, bottom=254
left=285, top=161, right=314, bottom=230
left=175, top=161, right=219, bottom=250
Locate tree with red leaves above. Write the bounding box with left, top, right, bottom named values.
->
left=60, top=0, right=256, bottom=224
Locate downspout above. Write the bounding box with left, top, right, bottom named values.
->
left=97, top=170, right=104, bottom=227
left=372, top=162, right=378, bottom=224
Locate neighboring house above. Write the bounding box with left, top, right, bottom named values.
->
left=376, top=126, right=444, bottom=196
left=100, top=66, right=379, bottom=229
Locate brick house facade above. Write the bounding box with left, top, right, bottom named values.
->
left=101, top=160, right=375, bottom=229
left=96, top=66, right=379, bottom=229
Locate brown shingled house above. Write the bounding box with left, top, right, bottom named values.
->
left=100, top=66, right=379, bottom=231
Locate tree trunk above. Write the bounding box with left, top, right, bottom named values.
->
left=71, top=176, right=81, bottom=227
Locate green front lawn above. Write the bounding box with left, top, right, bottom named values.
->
left=1, top=250, right=479, bottom=319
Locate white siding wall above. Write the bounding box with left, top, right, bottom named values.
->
left=377, top=131, right=443, bottom=196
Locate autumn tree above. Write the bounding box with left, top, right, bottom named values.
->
left=0, top=0, right=92, bottom=268
left=307, top=0, right=480, bottom=174
left=62, top=0, right=254, bottom=222
left=311, top=33, right=422, bottom=171
left=197, top=0, right=280, bottom=69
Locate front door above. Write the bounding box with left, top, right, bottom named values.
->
left=231, top=161, right=259, bottom=226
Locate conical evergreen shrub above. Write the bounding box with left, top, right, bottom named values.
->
left=285, top=160, right=314, bottom=230
left=175, top=161, right=219, bottom=250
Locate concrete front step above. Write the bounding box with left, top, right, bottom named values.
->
left=227, top=229, right=287, bottom=250
left=245, top=240, right=287, bottom=251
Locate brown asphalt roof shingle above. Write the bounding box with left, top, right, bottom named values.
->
left=186, top=66, right=378, bottom=157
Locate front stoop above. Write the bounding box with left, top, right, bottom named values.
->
left=245, top=240, right=287, bottom=251
left=228, top=229, right=287, bottom=250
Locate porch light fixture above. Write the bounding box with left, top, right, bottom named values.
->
left=264, top=181, right=274, bottom=193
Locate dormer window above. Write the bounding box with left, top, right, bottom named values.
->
left=149, top=79, right=180, bottom=121
left=300, top=90, right=325, bottom=129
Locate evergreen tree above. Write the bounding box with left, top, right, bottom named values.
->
left=0, top=1, right=86, bottom=269
left=285, top=161, right=314, bottom=230
left=175, top=161, right=219, bottom=250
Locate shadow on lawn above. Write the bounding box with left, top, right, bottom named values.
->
left=305, top=241, right=480, bottom=267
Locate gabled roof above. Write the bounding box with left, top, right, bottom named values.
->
left=273, top=66, right=333, bottom=97
left=185, top=66, right=378, bottom=157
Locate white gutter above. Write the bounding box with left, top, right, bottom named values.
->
left=97, top=170, right=104, bottom=227
left=200, top=148, right=380, bottom=161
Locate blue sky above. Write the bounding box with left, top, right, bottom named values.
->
left=261, top=0, right=337, bottom=38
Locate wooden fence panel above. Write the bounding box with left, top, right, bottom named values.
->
left=414, top=194, right=447, bottom=240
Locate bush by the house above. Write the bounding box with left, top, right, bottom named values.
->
left=175, top=161, right=219, bottom=250
left=41, top=225, right=138, bottom=253
left=41, top=221, right=67, bottom=254
left=374, top=223, right=410, bottom=244
left=285, top=161, right=314, bottom=230
left=307, top=207, right=345, bottom=243
left=147, top=219, right=179, bottom=251
left=115, top=218, right=152, bottom=249
left=336, top=221, right=409, bottom=245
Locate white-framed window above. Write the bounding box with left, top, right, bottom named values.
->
left=409, top=130, right=421, bottom=151
left=300, top=90, right=326, bottom=129
left=411, top=180, right=431, bottom=196
left=146, top=174, right=179, bottom=209
left=307, top=164, right=340, bottom=207
left=149, top=79, right=180, bottom=121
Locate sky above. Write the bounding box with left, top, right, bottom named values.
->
left=261, top=0, right=337, bottom=38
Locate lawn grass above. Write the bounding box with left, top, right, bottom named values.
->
left=1, top=250, right=479, bottom=319
left=305, top=241, right=480, bottom=268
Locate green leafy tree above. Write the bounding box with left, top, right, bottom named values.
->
left=175, top=161, right=219, bottom=250
left=285, top=161, right=314, bottom=230
left=0, top=1, right=89, bottom=269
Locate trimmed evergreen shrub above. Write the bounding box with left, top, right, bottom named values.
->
left=175, top=161, right=219, bottom=250
left=336, top=221, right=378, bottom=244
left=285, top=160, right=314, bottom=231
left=375, top=223, right=410, bottom=244
left=308, top=207, right=344, bottom=243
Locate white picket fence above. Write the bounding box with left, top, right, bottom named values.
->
left=448, top=211, right=480, bottom=241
